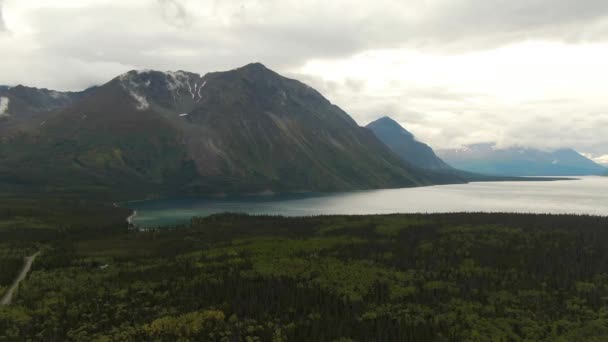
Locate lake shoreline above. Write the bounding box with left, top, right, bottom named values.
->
left=125, top=177, right=606, bottom=228
left=114, top=176, right=574, bottom=208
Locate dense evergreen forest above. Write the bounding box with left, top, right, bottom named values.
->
left=1, top=198, right=608, bottom=341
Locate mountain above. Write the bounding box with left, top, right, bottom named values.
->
left=0, top=63, right=459, bottom=198
left=0, top=85, right=95, bottom=117
left=364, top=117, right=544, bottom=183
left=0, top=85, right=96, bottom=136
left=366, top=117, right=451, bottom=170
left=438, top=143, right=607, bottom=176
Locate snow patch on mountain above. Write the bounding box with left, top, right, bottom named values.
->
left=195, top=81, right=206, bottom=102
left=165, top=71, right=198, bottom=96
left=49, top=90, right=68, bottom=100
left=119, top=70, right=206, bottom=107
left=131, top=92, right=149, bottom=111
left=119, top=71, right=152, bottom=110
left=0, top=97, right=10, bottom=117
left=186, top=80, right=195, bottom=99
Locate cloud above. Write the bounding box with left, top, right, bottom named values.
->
left=582, top=153, right=608, bottom=166
left=0, top=96, right=9, bottom=117
left=157, top=0, right=189, bottom=28
left=6, top=0, right=608, bottom=85
left=0, top=0, right=5, bottom=31
left=292, top=41, right=608, bottom=156
left=407, top=0, right=608, bottom=50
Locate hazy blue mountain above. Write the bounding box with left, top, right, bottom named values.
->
left=0, top=63, right=465, bottom=198
left=438, top=143, right=607, bottom=176
left=364, top=117, right=550, bottom=182
left=366, top=116, right=451, bottom=170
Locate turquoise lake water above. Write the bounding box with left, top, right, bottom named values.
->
left=127, top=177, right=608, bottom=228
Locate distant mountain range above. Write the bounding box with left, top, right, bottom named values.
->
left=366, top=117, right=451, bottom=171
left=438, top=143, right=607, bottom=176
left=364, top=117, right=556, bottom=182
left=0, top=63, right=468, bottom=198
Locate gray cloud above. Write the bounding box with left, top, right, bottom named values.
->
left=10, top=0, right=608, bottom=83
left=6, top=0, right=608, bottom=86
left=410, top=0, right=608, bottom=49
left=158, top=0, right=190, bottom=28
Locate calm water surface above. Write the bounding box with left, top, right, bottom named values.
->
left=128, top=177, right=608, bottom=228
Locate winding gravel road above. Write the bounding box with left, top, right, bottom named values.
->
left=1, top=251, right=40, bottom=305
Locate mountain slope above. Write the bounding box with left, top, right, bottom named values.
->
left=364, top=117, right=536, bottom=183
left=366, top=117, right=451, bottom=170
left=0, top=85, right=96, bottom=136
left=0, top=63, right=448, bottom=198
left=438, top=143, right=607, bottom=176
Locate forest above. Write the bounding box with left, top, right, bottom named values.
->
left=1, top=198, right=608, bottom=341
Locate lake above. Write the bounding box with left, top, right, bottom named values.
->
left=127, top=176, right=608, bottom=228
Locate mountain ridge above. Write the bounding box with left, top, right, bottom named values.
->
left=438, top=143, right=607, bottom=176
left=366, top=116, right=452, bottom=170
left=0, top=63, right=462, bottom=198
left=364, top=116, right=564, bottom=183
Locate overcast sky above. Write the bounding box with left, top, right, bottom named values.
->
left=1, top=0, right=607, bottom=164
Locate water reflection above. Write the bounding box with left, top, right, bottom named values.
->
left=128, top=177, right=607, bottom=228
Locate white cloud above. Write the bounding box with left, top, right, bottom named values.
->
left=292, top=42, right=608, bottom=154
left=0, top=96, right=9, bottom=117
left=582, top=153, right=608, bottom=166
